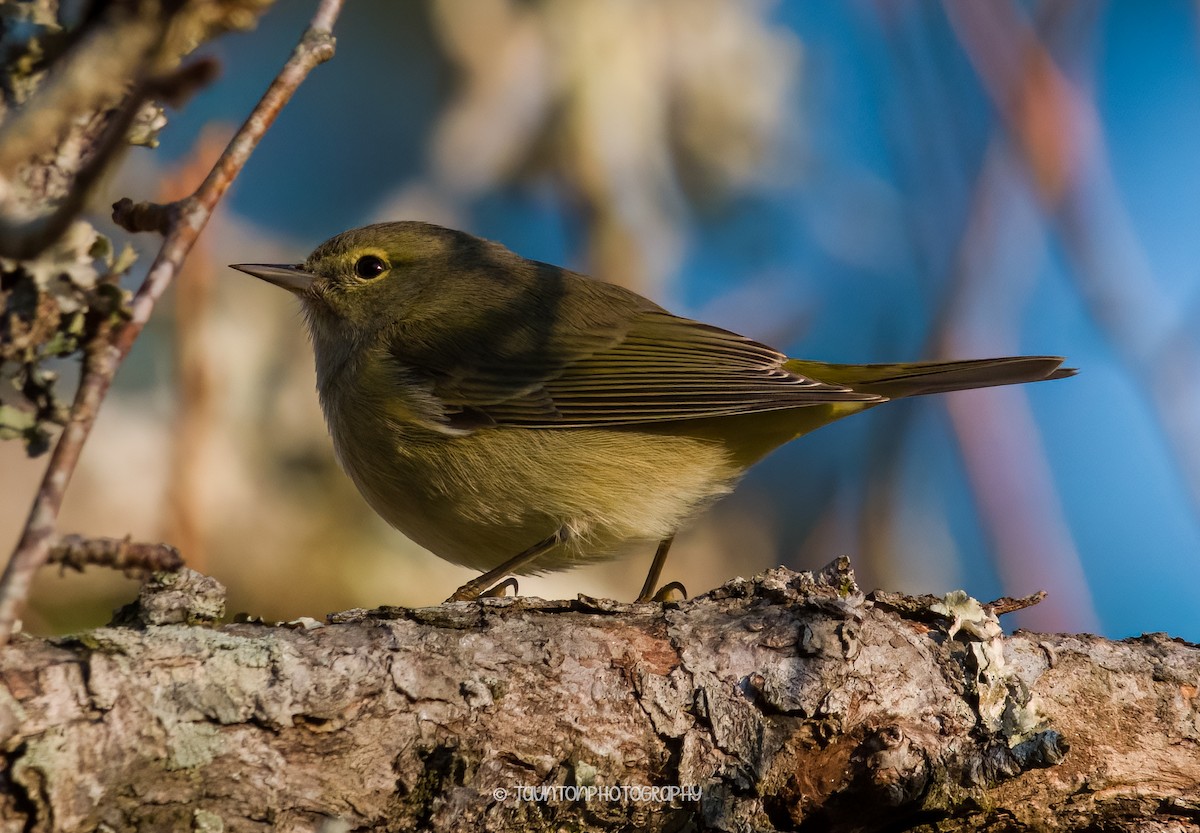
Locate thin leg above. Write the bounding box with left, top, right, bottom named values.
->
left=636, top=535, right=685, bottom=603
left=445, top=528, right=568, bottom=602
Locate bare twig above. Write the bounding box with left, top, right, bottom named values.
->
left=111, top=196, right=180, bottom=235
left=0, top=0, right=347, bottom=644
left=48, top=535, right=183, bottom=576
left=868, top=586, right=1046, bottom=621
left=986, top=590, right=1047, bottom=616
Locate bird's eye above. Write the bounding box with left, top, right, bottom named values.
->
left=354, top=255, right=387, bottom=279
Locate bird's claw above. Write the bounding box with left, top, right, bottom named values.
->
left=636, top=581, right=687, bottom=604
left=481, top=577, right=518, bottom=598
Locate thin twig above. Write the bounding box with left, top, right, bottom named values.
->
left=48, top=535, right=183, bottom=576
left=986, top=590, right=1047, bottom=617
left=0, top=0, right=347, bottom=645
left=865, top=587, right=1046, bottom=621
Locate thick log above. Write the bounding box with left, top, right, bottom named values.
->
left=0, top=560, right=1196, bottom=832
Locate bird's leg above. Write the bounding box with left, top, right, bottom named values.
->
left=445, top=528, right=568, bottom=602
left=635, top=535, right=687, bottom=603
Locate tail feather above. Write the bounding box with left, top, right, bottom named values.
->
left=785, top=356, right=1075, bottom=399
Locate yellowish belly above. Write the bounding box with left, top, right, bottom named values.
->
left=329, top=418, right=742, bottom=574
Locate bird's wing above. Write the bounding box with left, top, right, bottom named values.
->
left=391, top=298, right=881, bottom=430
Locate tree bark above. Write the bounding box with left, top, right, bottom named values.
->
left=0, top=559, right=1196, bottom=832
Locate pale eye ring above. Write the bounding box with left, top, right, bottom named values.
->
left=354, top=255, right=387, bottom=279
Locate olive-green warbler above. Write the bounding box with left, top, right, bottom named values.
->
left=232, top=222, right=1073, bottom=603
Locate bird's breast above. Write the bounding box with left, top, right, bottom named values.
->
left=313, top=357, right=746, bottom=572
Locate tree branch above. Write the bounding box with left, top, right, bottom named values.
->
left=1, top=561, right=1194, bottom=832
left=46, top=535, right=183, bottom=576
left=0, top=0, right=347, bottom=645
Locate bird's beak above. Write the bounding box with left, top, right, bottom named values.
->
left=230, top=263, right=316, bottom=295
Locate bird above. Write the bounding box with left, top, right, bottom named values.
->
left=232, top=221, right=1074, bottom=603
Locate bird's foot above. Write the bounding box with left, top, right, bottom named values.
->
left=444, top=529, right=566, bottom=603
left=445, top=576, right=518, bottom=602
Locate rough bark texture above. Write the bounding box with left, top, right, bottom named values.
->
left=0, top=559, right=1197, bottom=832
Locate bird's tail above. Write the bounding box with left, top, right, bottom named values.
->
left=785, top=356, right=1075, bottom=399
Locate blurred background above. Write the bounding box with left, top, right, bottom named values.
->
left=3, top=0, right=1198, bottom=639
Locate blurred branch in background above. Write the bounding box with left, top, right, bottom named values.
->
left=943, top=0, right=1200, bottom=622
left=845, top=0, right=1200, bottom=632
left=937, top=3, right=1100, bottom=632
left=401, top=0, right=801, bottom=296
left=840, top=2, right=1093, bottom=631
left=937, top=137, right=1097, bottom=632
left=160, top=128, right=235, bottom=576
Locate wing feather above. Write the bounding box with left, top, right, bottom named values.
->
left=386, top=264, right=880, bottom=429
